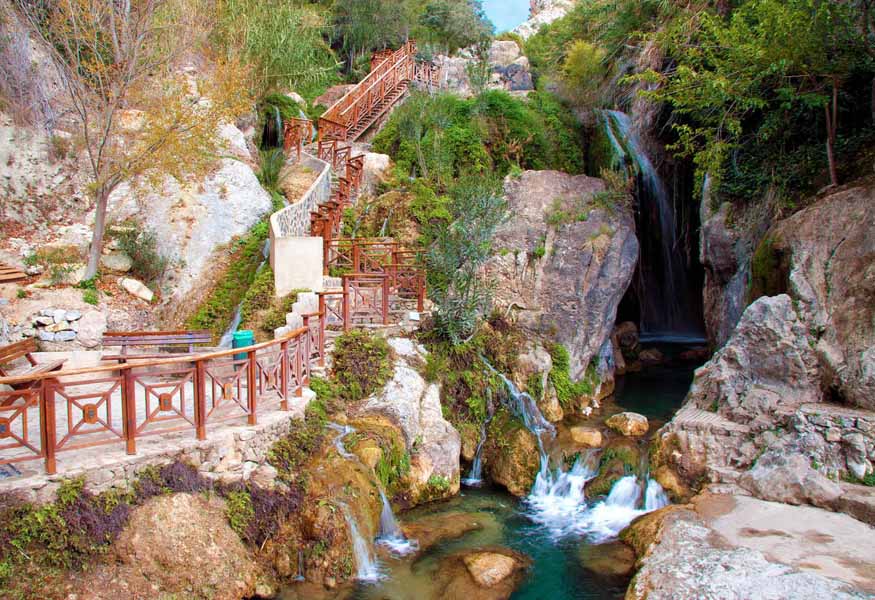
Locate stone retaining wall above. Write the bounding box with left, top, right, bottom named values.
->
left=792, top=403, right=875, bottom=481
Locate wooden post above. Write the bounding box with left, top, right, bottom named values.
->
left=280, top=339, right=289, bottom=411
left=247, top=350, right=257, bottom=426
left=382, top=275, right=390, bottom=325
left=195, top=360, right=207, bottom=440
left=123, top=368, right=136, bottom=455
left=40, top=385, right=57, bottom=475
left=342, top=276, right=351, bottom=332
left=418, top=271, right=426, bottom=313
left=352, top=242, right=361, bottom=273
left=318, top=310, right=326, bottom=367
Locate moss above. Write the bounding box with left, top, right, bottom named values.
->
left=547, top=343, right=599, bottom=408
left=417, top=475, right=452, bottom=503
left=186, top=221, right=271, bottom=340
left=331, top=331, right=394, bottom=403
left=748, top=233, right=790, bottom=303
left=268, top=400, right=329, bottom=489
left=843, top=472, right=875, bottom=487
left=374, top=436, right=411, bottom=497
left=526, top=372, right=544, bottom=401
left=225, top=490, right=254, bottom=539
left=238, top=267, right=301, bottom=341
left=587, top=444, right=639, bottom=497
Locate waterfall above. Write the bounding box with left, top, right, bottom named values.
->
left=341, top=504, right=382, bottom=582
left=273, top=105, right=282, bottom=147
left=376, top=489, right=417, bottom=556
left=329, top=422, right=417, bottom=560
left=601, top=110, right=696, bottom=338
left=526, top=453, right=599, bottom=535
left=573, top=476, right=670, bottom=543
left=294, top=549, right=305, bottom=581
left=462, top=418, right=490, bottom=486
left=219, top=242, right=271, bottom=348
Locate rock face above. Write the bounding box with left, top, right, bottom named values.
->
left=687, top=295, right=821, bottom=425
left=484, top=171, right=638, bottom=380
left=482, top=411, right=541, bottom=496
left=82, top=493, right=259, bottom=600
left=653, top=294, right=875, bottom=507
left=355, top=338, right=461, bottom=500
left=513, top=0, right=576, bottom=39
left=768, top=183, right=875, bottom=410
left=436, top=40, right=534, bottom=98
left=605, top=412, right=649, bottom=437
left=107, top=156, right=273, bottom=310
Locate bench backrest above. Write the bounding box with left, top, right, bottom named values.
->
left=102, top=331, right=213, bottom=354
left=0, top=338, right=38, bottom=367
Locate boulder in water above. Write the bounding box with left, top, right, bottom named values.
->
left=639, top=348, right=664, bottom=366
left=463, top=552, right=519, bottom=587
left=578, top=540, right=636, bottom=578
left=606, top=412, right=649, bottom=437
left=569, top=426, right=603, bottom=448
left=482, top=409, right=541, bottom=497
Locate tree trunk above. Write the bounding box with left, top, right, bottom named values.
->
left=824, top=81, right=839, bottom=188
left=84, top=186, right=110, bottom=280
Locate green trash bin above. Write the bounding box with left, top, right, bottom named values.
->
left=232, top=330, right=255, bottom=362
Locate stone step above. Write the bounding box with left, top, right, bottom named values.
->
left=671, top=407, right=751, bottom=435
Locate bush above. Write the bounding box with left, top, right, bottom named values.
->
left=331, top=331, right=394, bottom=402
left=547, top=343, right=599, bottom=407
left=113, top=225, right=168, bottom=284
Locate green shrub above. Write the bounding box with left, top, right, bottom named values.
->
left=268, top=400, right=329, bottom=488
left=82, top=289, right=98, bottom=306
left=113, top=225, right=168, bottom=284
left=331, top=331, right=394, bottom=402
left=225, top=490, right=254, bottom=539
left=547, top=343, right=599, bottom=407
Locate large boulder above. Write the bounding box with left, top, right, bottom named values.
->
left=107, top=155, right=273, bottom=310
left=739, top=451, right=842, bottom=509
left=71, top=493, right=260, bottom=599
left=482, top=410, right=541, bottom=496
left=435, top=41, right=534, bottom=97
left=768, top=183, right=875, bottom=410
left=355, top=338, right=461, bottom=501
left=484, top=170, right=638, bottom=380
left=686, top=295, right=820, bottom=426
left=606, top=412, right=649, bottom=437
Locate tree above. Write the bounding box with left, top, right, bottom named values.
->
left=426, top=176, right=507, bottom=344
left=638, top=0, right=867, bottom=187
left=419, top=0, right=492, bottom=54
left=560, top=40, right=608, bottom=106
left=332, top=0, right=406, bottom=73
left=20, top=0, right=251, bottom=280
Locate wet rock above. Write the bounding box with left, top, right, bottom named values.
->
left=355, top=338, right=461, bottom=502
left=613, top=321, right=640, bottom=355
left=606, top=412, right=649, bottom=437
left=463, top=552, right=519, bottom=587
left=569, top=426, right=603, bottom=448
left=119, top=277, right=154, bottom=302
left=482, top=411, right=541, bottom=496
left=403, top=511, right=487, bottom=554
left=587, top=438, right=640, bottom=497
left=352, top=439, right=383, bottom=469
left=578, top=541, right=635, bottom=578
left=638, top=348, right=664, bottom=366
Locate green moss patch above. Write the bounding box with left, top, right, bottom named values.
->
left=547, top=343, right=599, bottom=408
left=331, top=331, right=394, bottom=403
left=748, top=233, right=790, bottom=303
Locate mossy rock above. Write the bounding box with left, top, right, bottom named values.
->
left=586, top=438, right=641, bottom=498
left=748, top=233, right=790, bottom=303
left=481, top=410, right=540, bottom=496
left=619, top=505, right=692, bottom=559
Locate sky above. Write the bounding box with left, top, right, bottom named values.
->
left=483, top=0, right=530, bottom=33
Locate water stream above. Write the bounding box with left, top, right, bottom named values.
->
left=340, top=503, right=383, bottom=582
left=219, top=239, right=271, bottom=348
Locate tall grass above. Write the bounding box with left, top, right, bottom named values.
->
left=216, top=0, right=340, bottom=99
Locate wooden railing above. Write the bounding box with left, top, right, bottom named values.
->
left=318, top=41, right=419, bottom=142
left=0, top=324, right=322, bottom=476
left=318, top=273, right=392, bottom=331
left=283, top=117, right=313, bottom=161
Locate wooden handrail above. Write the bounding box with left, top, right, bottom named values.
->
left=0, top=327, right=310, bottom=386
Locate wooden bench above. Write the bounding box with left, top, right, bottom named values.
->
left=101, top=330, right=214, bottom=363
left=0, top=338, right=67, bottom=405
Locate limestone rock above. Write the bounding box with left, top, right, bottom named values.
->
left=361, top=152, right=392, bottom=195
left=314, top=84, right=355, bottom=108
left=108, top=493, right=259, bottom=600
left=484, top=171, right=638, bottom=380
left=482, top=413, right=541, bottom=496
left=569, top=426, right=603, bottom=448
left=119, top=277, right=154, bottom=302
left=435, top=41, right=534, bottom=98
left=77, top=310, right=107, bottom=348
left=463, top=552, right=518, bottom=588
left=739, top=451, right=842, bottom=510
left=487, top=41, right=522, bottom=68
left=355, top=338, right=461, bottom=501
left=606, top=412, right=649, bottom=437
left=100, top=252, right=133, bottom=273
left=687, top=295, right=820, bottom=426
left=514, top=0, right=576, bottom=39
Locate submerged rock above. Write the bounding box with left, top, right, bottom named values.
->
left=463, top=552, right=519, bottom=587
left=578, top=541, right=635, bottom=578
left=569, top=425, right=603, bottom=448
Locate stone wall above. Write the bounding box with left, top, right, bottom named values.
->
left=270, top=154, right=331, bottom=238
left=3, top=398, right=311, bottom=503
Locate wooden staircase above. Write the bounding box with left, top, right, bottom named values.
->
left=318, top=40, right=440, bottom=143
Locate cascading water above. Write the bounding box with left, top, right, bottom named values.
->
left=340, top=503, right=382, bottom=582
left=462, top=418, right=490, bottom=487
left=573, top=475, right=670, bottom=543
left=328, top=422, right=417, bottom=561
left=219, top=240, right=272, bottom=348
left=526, top=453, right=599, bottom=536
left=601, top=110, right=700, bottom=340
left=376, top=489, right=417, bottom=556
